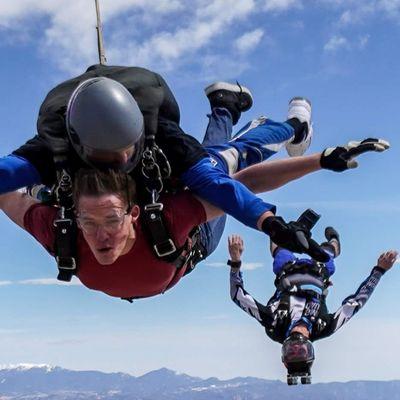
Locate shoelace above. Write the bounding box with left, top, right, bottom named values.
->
left=235, top=80, right=247, bottom=107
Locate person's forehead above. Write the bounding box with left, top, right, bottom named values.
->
left=78, top=194, right=125, bottom=215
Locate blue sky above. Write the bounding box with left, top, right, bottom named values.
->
left=0, top=0, right=399, bottom=383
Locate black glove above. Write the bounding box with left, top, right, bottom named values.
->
left=320, top=138, right=390, bottom=172
left=262, top=216, right=330, bottom=262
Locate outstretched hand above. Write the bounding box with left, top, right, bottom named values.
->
left=377, top=250, right=398, bottom=271
left=320, top=138, right=390, bottom=172
left=228, top=235, right=244, bottom=262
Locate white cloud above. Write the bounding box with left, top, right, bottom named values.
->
left=234, top=28, right=264, bottom=53
left=242, top=262, right=264, bottom=270
left=19, top=278, right=82, bottom=286
left=119, top=0, right=256, bottom=69
left=338, top=3, right=376, bottom=25
left=323, top=1, right=400, bottom=24
left=339, top=9, right=353, bottom=24
left=0, top=277, right=82, bottom=286
left=324, top=35, right=349, bottom=52
left=0, top=0, right=397, bottom=78
left=0, top=0, right=258, bottom=76
left=0, top=0, right=55, bottom=27
left=206, top=262, right=264, bottom=271
left=264, top=0, right=302, bottom=12
left=378, top=0, right=400, bottom=17
left=358, top=34, right=370, bottom=49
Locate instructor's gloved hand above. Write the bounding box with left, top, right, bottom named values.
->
left=262, top=216, right=330, bottom=262
left=320, top=138, right=390, bottom=172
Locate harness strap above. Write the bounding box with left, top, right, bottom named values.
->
left=53, top=156, right=77, bottom=282
left=273, top=260, right=331, bottom=337
left=142, top=201, right=178, bottom=259
left=53, top=213, right=77, bottom=281
left=140, top=112, right=184, bottom=263
left=275, top=260, right=330, bottom=290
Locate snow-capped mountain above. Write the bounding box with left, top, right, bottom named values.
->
left=0, top=364, right=399, bottom=400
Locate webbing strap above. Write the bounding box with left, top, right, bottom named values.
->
left=143, top=202, right=179, bottom=259
left=53, top=159, right=78, bottom=282
left=54, top=214, right=77, bottom=282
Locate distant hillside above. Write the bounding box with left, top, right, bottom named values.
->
left=0, top=364, right=399, bottom=400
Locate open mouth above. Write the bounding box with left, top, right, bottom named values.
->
left=97, top=247, right=113, bottom=253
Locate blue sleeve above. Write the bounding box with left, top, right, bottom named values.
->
left=0, top=155, right=42, bottom=193
left=181, top=157, right=276, bottom=229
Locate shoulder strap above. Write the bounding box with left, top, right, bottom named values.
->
left=53, top=155, right=78, bottom=282
left=137, top=86, right=186, bottom=263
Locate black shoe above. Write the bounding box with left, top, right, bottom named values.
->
left=324, top=226, right=341, bottom=257
left=204, top=82, right=253, bottom=125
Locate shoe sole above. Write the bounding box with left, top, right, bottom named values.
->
left=325, top=227, right=339, bottom=241
left=289, top=96, right=312, bottom=108
left=204, top=81, right=253, bottom=99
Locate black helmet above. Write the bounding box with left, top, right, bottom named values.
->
left=282, top=333, right=314, bottom=384
left=66, top=77, right=144, bottom=172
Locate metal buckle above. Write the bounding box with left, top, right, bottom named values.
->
left=53, top=218, right=74, bottom=228
left=154, top=239, right=177, bottom=257
left=56, top=256, right=76, bottom=270
left=144, top=203, right=164, bottom=212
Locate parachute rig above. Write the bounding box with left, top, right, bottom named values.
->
left=30, top=0, right=203, bottom=286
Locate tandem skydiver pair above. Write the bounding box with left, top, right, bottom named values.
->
left=0, top=65, right=389, bottom=299
left=2, top=64, right=325, bottom=266
left=0, top=65, right=390, bottom=286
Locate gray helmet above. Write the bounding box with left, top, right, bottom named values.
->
left=66, top=77, right=144, bottom=172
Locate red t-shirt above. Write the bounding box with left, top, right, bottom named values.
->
left=24, top=192, right=207, bottom=299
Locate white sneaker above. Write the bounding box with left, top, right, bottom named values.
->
left=285, top=97, right=313, bottom=157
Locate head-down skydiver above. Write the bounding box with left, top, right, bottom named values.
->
left=227, top=224, right=398, bottom=385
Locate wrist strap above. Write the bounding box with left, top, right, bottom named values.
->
left=227, top=260, right=242, bottom=268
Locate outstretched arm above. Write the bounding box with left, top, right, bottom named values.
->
left=228, top=235, right=273, bottom=326
left=200, top=139, right=389, bottom=220
left=0, top=191, right=38, bottom=229
left=196, top=139, right=390, bottom=262
left=234, top=153, right=321, bottom=194
left=234, top=139, right=390, bottom=194
left=317, top=250, right=398, bottom=339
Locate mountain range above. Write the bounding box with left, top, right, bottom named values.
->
left=0, top=364, right=399, bottom=400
